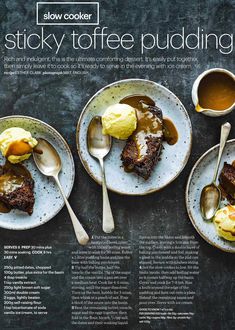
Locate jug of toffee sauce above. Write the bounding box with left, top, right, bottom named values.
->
left=192, top=68, right=235, bottom=117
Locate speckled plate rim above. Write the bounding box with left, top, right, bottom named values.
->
left=0, top=115, right=75, bottom=231
left=185, top=139, right=235, bottom=253
left=76, top=78, right=193, bottom=196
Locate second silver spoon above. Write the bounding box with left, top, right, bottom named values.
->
left=200, top=122, right=231, bottom=221
left=33, top=138, right=89, bottom=245
left=87, top=116, right=115, bottom=233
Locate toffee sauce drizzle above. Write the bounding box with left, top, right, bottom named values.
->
left=120, top=94, right=178, bottom=147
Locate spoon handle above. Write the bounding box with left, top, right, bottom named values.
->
left=99, top=158, right=115, bottom=233
left=54, top=175, right=89, bottom=245
left=213, top=122, right=231, bottom=183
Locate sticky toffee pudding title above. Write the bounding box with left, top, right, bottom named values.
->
left=4, top=26, right=234, bottom=55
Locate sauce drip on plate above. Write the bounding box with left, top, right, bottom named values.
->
left=0, top=201, right=11, bottom=213
left=163, top=118, right=178, bottom=145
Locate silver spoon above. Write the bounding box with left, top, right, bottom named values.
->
left=200, top=122, right=231, bottom=221
left=33, top=138, right=89, bottom=245
left=87, top=116, right=115, bottom=233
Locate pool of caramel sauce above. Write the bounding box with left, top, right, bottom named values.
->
left=198, top=72, right=235, bottom=111
left=120, top=94, right=178, bottom=145
left=0, top=162, right=31, bottom=213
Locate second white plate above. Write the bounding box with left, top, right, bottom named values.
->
left=77, top=79, right=192, bottom=195
left=0, top=116, right=75, bottom=230
left=186, top=139, right=235, bottom=253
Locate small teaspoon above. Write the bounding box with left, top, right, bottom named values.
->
left=200, top=122, right=231, bottom=221
left=87, top=116, right=115, bottom=233
left=33, top=138, right=89, bottom=245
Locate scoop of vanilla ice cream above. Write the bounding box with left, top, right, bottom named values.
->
left=0, top=127, right=38, bottom=163
left=102, top=104, right=137, bottom=140
left=214, top=205, right=235, bottom=241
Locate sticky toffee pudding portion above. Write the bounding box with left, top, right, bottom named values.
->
left=0, top=162, right=35, bottom=215
left=120, top=95, right=178, bottom=179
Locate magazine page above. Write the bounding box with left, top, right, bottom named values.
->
left=0, top=0, right=234, bottom=329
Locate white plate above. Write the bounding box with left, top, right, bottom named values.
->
left=0, top=116, right=75, bottom=230
left=77, top=79, right=192, bottom=195
left=186, top=139, right=235, bottom=253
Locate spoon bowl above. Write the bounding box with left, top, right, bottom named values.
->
left=33, top=138, right=62, bottom=176
left=200, top=183, right=221, bottom=220
left=87, top=116, right=112, bottom=159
